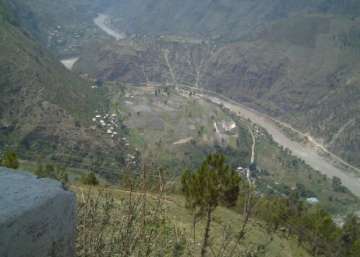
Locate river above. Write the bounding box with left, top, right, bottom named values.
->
left=175, top=85, right=360, bottom=197
left=203, top=94, right=360, bottom=197
left=61, top=57, right=79, bottom=70
left=94, top=14, right=126, bottom=40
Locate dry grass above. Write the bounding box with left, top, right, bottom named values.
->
left=73, top=181, right=310, bottom=257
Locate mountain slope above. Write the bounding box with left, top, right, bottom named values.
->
left=4, top=0, right=360, bottom=168
left=200, top=14, right=360, bottom=166
left=104, top=0, right=360, bottom=41
left=5, top=0, right=118, bottom=56
left=0, top=2, right=129, bottom=178
left=73, top=10, right=360, bottom=168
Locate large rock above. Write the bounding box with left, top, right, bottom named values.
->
left=0, top=168, right=76, bottom=257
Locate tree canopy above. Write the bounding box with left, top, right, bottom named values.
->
left=1, top=150, right=19, bottom=169
left=181, top=153, right=241, bottom=256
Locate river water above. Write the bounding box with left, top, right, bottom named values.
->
left=203, top=93, right=360, bottom=197
left=61, top=57, right=79, bottom=70
left=94, top=14, right=126, bottom=40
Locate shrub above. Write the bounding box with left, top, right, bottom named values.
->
left=76, top=189, right=190, bottom=257
left=80, top=172, right=99, bottom=186
left=1, top=150, right=19, bottom=169
left=35, top=163, right=69, bottom=184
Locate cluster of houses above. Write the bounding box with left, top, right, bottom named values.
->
left=253, top=126, right=265, bottom=138
left=91, top=112, right=133, bottom=148
left=126, top=153, right=137, bottom=166
left=92, top=113, right=119, bottom=138
left=47, top=25, right=82, bottom=53
left=47, top=25, right=64, bottom=47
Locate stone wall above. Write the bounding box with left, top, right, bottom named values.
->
left=0, top=168, right=76, bottom=257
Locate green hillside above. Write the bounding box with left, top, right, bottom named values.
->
left=0, top=2, right=131, bottom=178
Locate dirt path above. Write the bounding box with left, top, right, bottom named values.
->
left=173, top=137, right=193, bottom=145
left=248, top=126, right=256, bottom=164
left=328, top=119, right=355, bottom=147
left=163, top=49, right=177, bottom=85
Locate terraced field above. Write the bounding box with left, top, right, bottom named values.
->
left=107, top=85, right=250, bottom=172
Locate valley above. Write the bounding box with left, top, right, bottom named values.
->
left=97, top=83, right=360, bottom=215
left=2, top=1, right=359, bottom=214
left=2, top=1, right=360, bottom=256
left=70, top=5, right=360, bottom=170
left=72, top=14, right=360, bottom=198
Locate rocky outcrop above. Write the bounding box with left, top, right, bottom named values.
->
left=0, top=168, right=76, bottom=257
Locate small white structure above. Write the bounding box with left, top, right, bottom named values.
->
left=306, top=197, right=320, bottom=205
left=237, top=166, right=244, bottom=172
left=222, top=121, right=237, bottom=132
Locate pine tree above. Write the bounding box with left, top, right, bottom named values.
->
left=181, top=154, right=241, bottom=257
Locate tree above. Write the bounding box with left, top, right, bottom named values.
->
left=80, top=172, right=99, bottom=186
left=303, top=208, right=339, bottom=256
left=350, top=239, right=360, bottom=257
left=1, top=150, right=19, bottom=169
left=181, top=154, right=241, bottom=257
left=332, top=176, right=346, bottom=192
left=340, top=215, right=360, bottom=256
